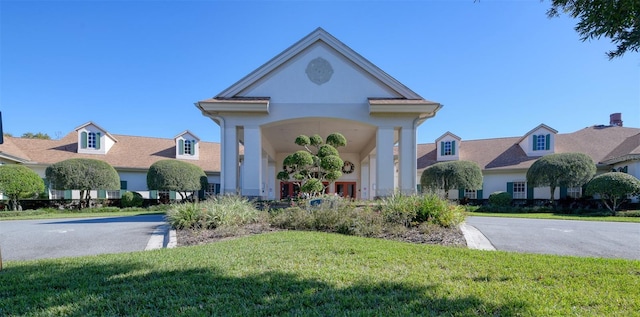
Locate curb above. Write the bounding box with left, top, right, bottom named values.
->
left=460, top=222, right=495, bottom=251
left=145, top=224, right=177, bottom=250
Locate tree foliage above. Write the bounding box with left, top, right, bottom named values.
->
left=46, top=158, right=120, bottom=209
left=420, top=160, right=483, bottom=197
left=147, top=159, right=208, bottom=201
left=21, top=132, right=51, bottom=139
left=277, top=133, right=347, bottom=196
left=585, top=172, right=640, bottom=214
left=526, top=152, right=596, bottom=202
left=0, top=165, right=45, bottom=211
left=547, top=0, right=639, bottom=59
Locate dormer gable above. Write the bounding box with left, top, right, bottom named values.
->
left=175, top=131, right=200, bottom=160
left=518, top=124, right=558, bottom=156
left=436, top=132, right=461, bottom=161
left=75, top=122, right=117, bottom=155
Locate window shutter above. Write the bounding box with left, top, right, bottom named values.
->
left=507, top=182, right=514, bottom=196
left=416, top=184, right=422, bottom=193
left=150, top=190, right=158, bottom=199
left=545, top=134, right=550, bottom=150
left=98, top=190, right=106, bottom=199
left=179, top=139, right=184, bottom=155
left=198, top=188, right=205, bottom=200
left=215, top=184, right=221, bottom=194
left=477, top=189, right=483, bottom=200
left=64, top=190, right=72, bottom=199
left=95, top=132, right=101, bottom=149
left=451, top=140, right=456, bottom=155
left=120, top=181, right=127, bottom=190
left=527, top=186, right=534, bottom=200
left=458, top=188, right=465, bottom=199
left=81, top=132, right=88, bottom=149
left=532, top=135, right=537, bottom=151
left=191, top=140, right=197, bottom=156
left=440, top=141, right=444, bottom=156
left=169, top=191, right=176, bottom=200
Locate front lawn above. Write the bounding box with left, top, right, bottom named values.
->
left=1, top=231, right=638, bottom=316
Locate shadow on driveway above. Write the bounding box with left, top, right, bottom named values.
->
left=42, top=214, right=165, bottom=225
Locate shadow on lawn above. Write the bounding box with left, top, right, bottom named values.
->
left=0, top=260, right=528, bottom=316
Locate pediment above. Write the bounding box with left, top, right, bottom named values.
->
left=210, top=28, right=424, bottom=104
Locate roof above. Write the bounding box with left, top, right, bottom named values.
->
left=3, top=132, right=221, bottom=173
left=417, top=125, right=640, bottom=173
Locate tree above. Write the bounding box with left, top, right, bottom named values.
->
left=277, top=133, right=347, bottom=196
left=46, top=158, right=120, bottom=209
left=585, top=172, right=640, bottom=214
left=526, top=152, right=596, bottom=203
left=147, top=160, right=208, bottom=201
left=420, top=160, right=483, bottom=198
left=547, top=0, right=639, bottom=59
left=0, top=165, right=45, bottom=211
left=21, top=132, right=51, bottom=139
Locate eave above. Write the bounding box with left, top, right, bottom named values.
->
left=197, top=97, right=270, bottom=115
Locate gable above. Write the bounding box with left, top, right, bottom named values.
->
left=214, top=28, right=423, bottom=103
left=518, top=124, right=557, bottom=156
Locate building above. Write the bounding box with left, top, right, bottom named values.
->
left=1, top=27, right=638, bottom=203
left=418, top=114, right=640, bottom=202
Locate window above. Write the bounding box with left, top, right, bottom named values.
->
left=184, top=140, right=192, bottom=155
left=464, top=189, right=477, bottom=199
left=567, top=187, right=582, bottom=199
left=50, top=190, right=65, bottom=199
left=88, top=132, right=96, bottom=148
left=513, top=182, right=526, bottom=199
left=107, top=190, right=120, bottom=199
left=440, top=140, right=456, bottom=156
left=533, top=134, right=550, bottom=151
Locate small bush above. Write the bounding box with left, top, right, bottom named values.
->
left=121, top=191, right=144, bottom=208
left=489, top=191, right=512, bottom=207
left=165, top=195, right=264, bottom=229
left=378, top=194, right=418, bottom=227
left=377, top=193, right=465, bottom=228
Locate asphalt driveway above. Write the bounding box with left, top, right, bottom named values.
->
left=0, top=214, right=167, bottom=261
left=465, top=216, right=640, bottom=260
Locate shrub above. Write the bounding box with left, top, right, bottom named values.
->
left=121, top=191, right=144, bottom=208
left=489, top=191, right=512, bottom=207
left=165, top=195, right=264, bottom=229
left=377, top=194, right=418, bottom=227
left=377, top=193, right=465, bottom=228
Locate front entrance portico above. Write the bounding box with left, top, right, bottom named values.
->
left=196, top=28, right=441, bottom=200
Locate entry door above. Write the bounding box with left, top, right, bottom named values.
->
left=280, top=182, right=300, bottom=199
left=335, top=182, right=356, bottom=199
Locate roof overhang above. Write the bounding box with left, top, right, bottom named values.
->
left=197, top=97, right=270, bottom=115
left=369, top=98, right=442, bottom=120
left=600, top=154, right=640, bottom=165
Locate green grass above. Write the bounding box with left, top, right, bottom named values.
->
left=1, top=231, right=638, bottom=316
left=467, top=211, right=640, bottom=223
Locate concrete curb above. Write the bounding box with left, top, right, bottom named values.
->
left=145, top=224, right=177, bottom=250
left=460, top=222, right=496, bottom=251
left=151, top=223, right=491, bottom=251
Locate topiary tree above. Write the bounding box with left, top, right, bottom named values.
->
left=277, top=133, right=347, bottom=196
left=0, top=165, right=45, bottom=211
left=46, top=158, right=120, bottom=209
left=526, top=152, right=596, bottom=203
left=147, top=160, right=208, bottom=202
left=585, top=172, right=640, bottom=215
left=488, top=191, right=512, bottom=207
left=121, top=191, right=144, bottom=208
left=420, top=160, right=483, bottom=198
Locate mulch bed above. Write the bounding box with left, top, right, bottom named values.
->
left=177, top=223, right=467, bottom=248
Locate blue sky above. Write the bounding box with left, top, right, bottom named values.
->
left=1, top=1, right=638, bottom=144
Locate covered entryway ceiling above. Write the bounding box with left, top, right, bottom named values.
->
left=261, top=118, right=377, bottom=154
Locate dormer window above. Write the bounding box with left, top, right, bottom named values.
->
left=179, top=139, right=197, bottom=156
left=184, top=140, right=193, bottom=155
left=442, top=140, right=455, bottom=156
left=533, top=134, right=550, bottom=151
left=81, top=131, right=101, bottom=150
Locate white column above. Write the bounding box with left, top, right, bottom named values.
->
left=222, top=125, right=238, bottom=195
left=376, top=126, right=395, bottom=197
left=241, top=126, right=262, bottom=198
left=398, top=126, right=416, bottom=195
left=360, top=161, right=370, bottom=200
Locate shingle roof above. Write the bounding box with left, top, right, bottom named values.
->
left=417, top=125, right=640, bottom=174
left=4, top=132, right=221, bottom=173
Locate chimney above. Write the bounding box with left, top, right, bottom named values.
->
left=610, top=113, right=623, bottom=127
